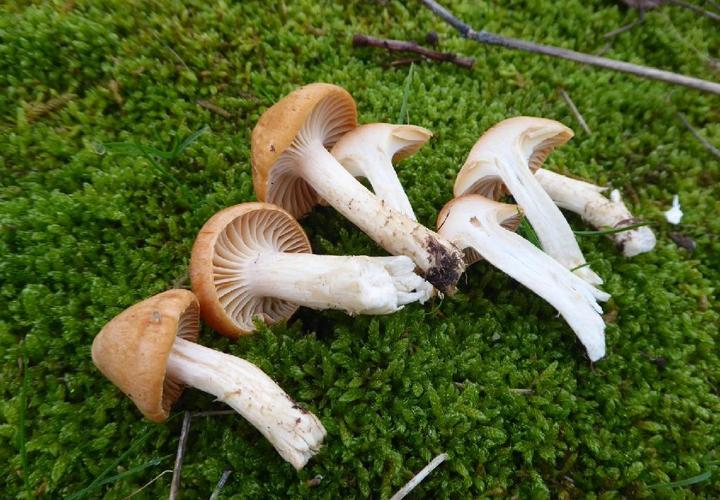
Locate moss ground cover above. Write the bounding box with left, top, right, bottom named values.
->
left=1, top=0, right=719, bottom=497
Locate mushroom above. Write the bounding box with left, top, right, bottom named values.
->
left=534, top=168, right=656, bottom=257
left=331, top=123, right=433, bottom=220
left=454, top=117, right=603, bottom=286
left=190, top=202, right=432, bottom=337
left=251, top=83, right=465, bottom=292
left=91, top=289, right=326, bottom=470
left=437, top=195, right=609, bottom=361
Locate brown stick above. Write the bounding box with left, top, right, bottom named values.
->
left=168, top=411, right=191, bottom=500
left=353, top=34, right=474, bottom=69
left=678, top=113, right=720, bottom=158
left=558, top=88, right=591, bottom=135
left=421, top=0, right=720, bottom=94
left=667, top=0, right=720, bottom=22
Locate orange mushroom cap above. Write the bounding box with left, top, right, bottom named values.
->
left=190, top=202, right=312, bottom=338
left=91, top=289, right=199, bottom=422
left=251, top=83, right=357, bottom=217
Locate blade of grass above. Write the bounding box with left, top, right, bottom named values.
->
left=397, top=63, right=415, bottom=124
left=209, top=469, right=233, bottom=500
left=172, top=125, right=210, bottom=158
left=87, top=455, right=173, bottom=495
left=570, top=262, right=591, bottom=272
left=67, top=426, right=158, bottom=500
left=19, top=355, right=30, bottom=499
left=518, top=217, right=541, bottom=248
left=648, top=470, right=712, bottom=489
left=573, top=221, right=652, bottom=236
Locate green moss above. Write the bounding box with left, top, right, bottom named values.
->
left=1, top=0, right=719, bottom=497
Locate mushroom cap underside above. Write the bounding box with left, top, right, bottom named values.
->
left=251, top=83, right=357, bottom=216
left=454, top=116, right=574, bottom=200
left=437, top=194, right=523, bottom=265
left=91, top=289, right=199, bottom=423
left=190, top=202, right=312, bottom=338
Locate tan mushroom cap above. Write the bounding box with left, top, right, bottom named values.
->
left=454, top=117, right=574, bottom=200
left=251, top=83, right=357, bottom=217
left=91, top=289, right=199, bottom=423
left=190, top=202, right=312, bottom=338
left=437, top=195, right=523, bottom=265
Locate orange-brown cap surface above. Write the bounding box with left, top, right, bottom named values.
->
left=251, top=83, right=357, bottom=217
left=91, top=289, right=199, bottom=422
left=190, top=202, right=312, bottom=338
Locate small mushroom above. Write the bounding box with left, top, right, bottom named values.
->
left=251, top=83, right=465, bottom=292
left=91, top=289, right=326, bottom=470
left=331, top=123, right=433, bottom=220
left=454, top=117, right=603, bottom=286
left=534, top=168, right=656, bottom=257
left=437, top=195, right=609, bottom=361
left=190, top=202, right=432, bottom=337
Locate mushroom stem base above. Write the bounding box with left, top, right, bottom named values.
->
left=292, top=140, right=464, bottom=291
left=166, top=337, right=326, bottom=470
left=535, top=168, right=656, bottom=257
left=249, top=252, right=432, bottom=314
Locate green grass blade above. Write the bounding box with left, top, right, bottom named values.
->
left=67, top=426, right=157, bottom=500
left=570, top=262, right=591, bottom=272
left=172, top=125, right=210, bottom=159
left=518, top=217, right=541, bottom=248
left=648, top=470, right=712, bottom=489
left=573, top=221, right=652, bottom=236
left=397, top=63, right=414, bottom=124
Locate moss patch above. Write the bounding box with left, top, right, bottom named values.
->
left=1, top=0, right=719, bottom=497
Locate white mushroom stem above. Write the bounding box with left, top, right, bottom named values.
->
left=535, top=168, right=656, bottom=257
left=438, top=198, right=609, bottom=361
left=280, top=138, right=463, bottom=290
left=244, top=253, right=432, bottom=314
left=479, top=157, right=603, bottom=285
left=332, top=124, right=433, bottom=220
left=166, top=337, right=326, bottom=470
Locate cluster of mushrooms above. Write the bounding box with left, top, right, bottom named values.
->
left=92, top=83, right=656, bottom=470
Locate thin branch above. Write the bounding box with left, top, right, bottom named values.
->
left=196, top=99, right=232, bottom=118
left=353, top=34, right=475, bottom=69
left=191, top=409, right=235, bottom=418
left=678, top=113, right=720, bottom=158
left=420, top=0, right=720, bottom=94
left=390, top=453, right=449, bottom=500
left=603, top=10, right=645, bottom=39
left=209, top=469, right=233, bottom=500
left=667, top=0, right=720, bottom=21
left=168, top=411, right=192, bottom=500
left=558, top=88, right=591, bottom=135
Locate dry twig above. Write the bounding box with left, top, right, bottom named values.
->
left=390, top=453, right=449, bottom=500
left=209, top=469, right=233, bottom=500
left=559, top=88, right=591, bottom=135
left=197, top=99, right=232, bottom=118
left=678, top=113, right=720, bottom=158
left=420, top=0, right=720, bottom=94
left=168, top=411, right=192, bottom=500
left=353, top=34, right=475, bottom=69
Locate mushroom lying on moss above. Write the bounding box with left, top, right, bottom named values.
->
left=190, top=202, right=432, bottom=338
left=454, top=117, right=603, bottom=286
left=331, top=123, right=433, bottom=220
left=534, top=168, right=656, bottom=257
left=91, top=289, right=326, bottom=470
left=251, top=83, right=465, bottom=293
left=437, top=195, right=609, bottom=361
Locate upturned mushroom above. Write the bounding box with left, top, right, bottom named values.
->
left=251, top=83, right=464, bottom=292
left=190, top=202, right=432, bottom=337
left=454, top=117, right=603, bottom=285
left=437, top=195, right=609, bottom=361
left=331, top=123, right=433, bottom=220
left=91, top=289, right=326, bottom=470
left=534, top=168, right=656, bottom=257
